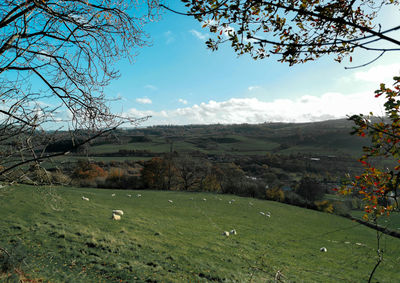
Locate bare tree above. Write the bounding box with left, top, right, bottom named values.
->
left=0, top=0, right=159, bottom=179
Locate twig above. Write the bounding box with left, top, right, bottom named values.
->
left=0, top=246, right=10, bottom=257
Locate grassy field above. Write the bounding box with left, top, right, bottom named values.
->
left=1, top=185, right=400, bottom=282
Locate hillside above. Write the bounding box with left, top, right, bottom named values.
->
left=86, top=119, right=368, bottom=158
left=1, top=185, right=399, bottom=282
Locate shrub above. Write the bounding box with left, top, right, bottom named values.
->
left=266, top=186, right=285, bottom=202
left=73, top=160, right=107, bottom=180
left=314, top=200, right=334, bottom=213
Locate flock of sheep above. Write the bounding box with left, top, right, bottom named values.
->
left=80, top=192, right=340, bottom=253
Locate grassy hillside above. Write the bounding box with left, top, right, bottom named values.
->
left=86, top=119, right=368, bottom=158
left=1, top=185, right=399, bottom=282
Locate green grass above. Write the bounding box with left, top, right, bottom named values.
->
left=1, top=185, right=400, bottom=282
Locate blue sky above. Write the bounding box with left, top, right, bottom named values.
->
left=105, top=1, right=400, bottom=126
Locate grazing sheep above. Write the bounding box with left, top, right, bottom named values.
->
left=82, top=196, right=89, bottom=201
left=203, top=198, right=207, bottom=201
left=259, top=212, right=265, bottom=215
left=320, top=247, right=327, bottom=252
left=345, top=241, right=350, bottom=244
left=111, top=193, right=116, bottom=197
left=266, top=212, right=271, bottom=218
left=355, top=242, right=363, bottom=246
left=112, top=210, right=124, bottom=216
left=137, top=194, right=142, bottom=197
left=230, top=229, right=237, bottom=235
left=127, top=194, right=132, bottom=197
left=228, top=201, right=232, bottom=204
left=168, top=200, right=173, bottom=203
left=112, top=213, right=121, bottom=220
left=222, top=231, right=229, bottom=237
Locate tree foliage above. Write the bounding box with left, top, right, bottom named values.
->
left=171, top=0, right=400, bottom=64
left=340, top=77, right=400, bottom=219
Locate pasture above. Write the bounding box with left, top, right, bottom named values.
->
left=1, top=185, right=399, bottom=282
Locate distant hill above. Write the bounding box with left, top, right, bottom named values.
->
left=88, top=118, right=368, bottom=157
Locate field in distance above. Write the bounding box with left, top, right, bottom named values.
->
left=86, top=119, right=368, bottom=157
left=1, top=185, right=399, bottom=282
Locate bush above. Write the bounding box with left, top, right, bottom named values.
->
left=73, top=160, right=107, bottom=180
left=314, top=200, right=334, bottom=213
left=266, top=187, right=285, bottom=202
left=283, top=191, right=306, bottom=206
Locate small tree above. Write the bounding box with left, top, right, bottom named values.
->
left=296, top=176, right=324, bottom=203
left=142, top=157, right=169, bottom=190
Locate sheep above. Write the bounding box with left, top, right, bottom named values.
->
left=82, top=196, right=89, bottom=201
left=137, top=194, right=142, bottom=197
left=266, top=212, right=271, bottom=218
left=127, top=194, right=132, bottom=197
left=112, top=210, right=124, bottom=216
left=111, top=193, right=116, bottom=197
left=230, top=229, right=237, bottom=235
left=112, top=213, right=121, bottom=221
left=168, top=200, right=173, bottom=203
left=222, top=231, right=229, bottom=237
left=259, top=211, right=265, bottom=215
left=203, top=198, right=207, bottom=201
left=320, top=247, right=327, bottom=252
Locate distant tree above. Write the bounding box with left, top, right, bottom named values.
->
left=174, top=156, right=209, bottom=191
left=215, top=162, right=245, bottom=194
left=296, top=176, right=324, bottom=202
left=266, top=185, right=285, bottom=202
left=142, top=158, right=169, bottom=190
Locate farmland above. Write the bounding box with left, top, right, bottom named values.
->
left=1, top=184, right=400, bottom=282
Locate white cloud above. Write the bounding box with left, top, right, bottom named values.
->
left=136, top=98, right=152, bottom=104
left=354, top=63, right=400, bottom=84
left=127, top=92, right=386, bottom=126
left=178, top=98, right=188, bottom=105
left=248, top=86, right=260, bottom=91
left=189, top=29, right=209, bottom=40
left=164, top=30, right=175, bottom=44
left=144, top=84, right=158, bottom=91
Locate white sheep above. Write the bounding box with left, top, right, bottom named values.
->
left=137, top=194, right=142, bottom=197
left=111, top=193, right=116, bottom=197
left=168, top=200, right=173, bottom=203
left=203, top=198, right=207, bottom=201
left=230, top=229, right=237, bottom=235
left=320, top=247, right=327, bottom=252
left=259, top=211, right=265, bottom=215
left=222, top=231, right=229, bottom=237
left=112, top=213, right=121, bottom=221
left=82, top=196, right=89, bottom=201
left=127, top=194, right=132, bottom=197
left=112, top=210, right=124, bottom=216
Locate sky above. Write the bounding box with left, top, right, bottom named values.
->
left=104, top=1, right=400, bottom=127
